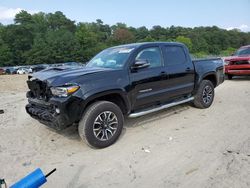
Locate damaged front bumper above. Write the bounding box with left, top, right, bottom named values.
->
left=26, top=95, right=83, bottom=130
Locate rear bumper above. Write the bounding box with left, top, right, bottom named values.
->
left=26, top=96, right=84, bottom=130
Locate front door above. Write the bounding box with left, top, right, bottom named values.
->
left=129, top=46, right=168, bottom=110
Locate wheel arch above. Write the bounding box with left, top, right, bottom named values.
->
left=82, top=90, right=131, bottom=117
left=193, top=72, right=217, bottom=95
left=202, top=73, right=217, bottom=88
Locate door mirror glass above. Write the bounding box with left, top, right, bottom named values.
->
left=131, top=60, right=150, bottom=70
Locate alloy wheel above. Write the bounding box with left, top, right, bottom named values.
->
left=93, top=111, right=118, bottom=141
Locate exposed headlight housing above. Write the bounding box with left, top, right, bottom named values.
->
left=224, top=60, right=230, bottom=65
left=50, top=84, right=80, bottom=97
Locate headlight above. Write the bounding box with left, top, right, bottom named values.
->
left=224, top=60, right=230, bottom=65
left=50, top=84, right=80, bottom=97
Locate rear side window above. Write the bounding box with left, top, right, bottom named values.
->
left=164, top=46, right=187, bottom=65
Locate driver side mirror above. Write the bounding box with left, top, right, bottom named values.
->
left=131, top=60, right=150, bottom=70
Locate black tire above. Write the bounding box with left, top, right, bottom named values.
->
left=227, top=74, right=233, bottom=80
left=78, top=101, right=124, bottom=148
left=193, top=80, right=214, bottom=109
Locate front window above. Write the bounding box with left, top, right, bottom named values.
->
left=135, top=47, right=162, bottom=68
left=86, top=47, right=135, bottom=69
left=234, top=47, right=250, bottom=56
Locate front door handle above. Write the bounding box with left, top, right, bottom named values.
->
left=186, top=67, right=192, bottom=72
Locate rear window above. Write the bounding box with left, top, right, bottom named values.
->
left=164, top=46, right=186, bottom=65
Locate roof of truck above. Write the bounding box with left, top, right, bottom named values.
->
left=111, top=42, right=185, bottom=49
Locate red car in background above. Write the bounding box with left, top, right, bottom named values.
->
left=224, top=45, right=250, bottom=80
left=0, top=68, right=5, bottom=75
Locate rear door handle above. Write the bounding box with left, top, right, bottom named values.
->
left=160, top=71, right=166, bottom=75
left=160, top=71, right=167, bottom=78
left=186, top=67, right=192, bottom=72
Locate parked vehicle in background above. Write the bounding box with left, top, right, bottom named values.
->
left=32, top=64, right=49, bottom=72
left=17, top=68, right=29, bottom=74
left=25, top=42, right=224, bottom=148
left=224, top=45, right=250, bottom=79
left=5, top=67, right=18, bottom=74
left=62, top=62, right=83, bottom=67
left=49, top=62, right=83, bottom=68
left=25, top=67, right=33, bottom=73
left=0, top=68, right=5, bottom=75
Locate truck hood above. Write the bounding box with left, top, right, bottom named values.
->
left=30, top=66, right=113, bottom=86
left=225, top=55, right=250, bottom=62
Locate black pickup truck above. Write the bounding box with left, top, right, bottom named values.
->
left=26, top=42, right=224, bottom=148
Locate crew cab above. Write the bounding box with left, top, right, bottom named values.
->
left=224, top=45, right=250, bottom=79
left=25, top=42, right=224, bottom=148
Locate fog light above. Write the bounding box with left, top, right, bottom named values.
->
left=55, top=108, right=60, bottom=114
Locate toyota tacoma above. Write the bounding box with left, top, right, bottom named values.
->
left=26, top=42, right=224, bottom=148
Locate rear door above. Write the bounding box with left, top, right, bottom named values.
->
left=162, top=45, right=195, bottom=98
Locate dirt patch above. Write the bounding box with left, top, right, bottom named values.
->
left=0, top=75, right=250, bottom=187
left=0, top=75, right=28, bottom=92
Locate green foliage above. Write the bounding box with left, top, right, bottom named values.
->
left=175, top=36, right=193, bottom=50
left=26, top=30, right=81, bottom=65
left=220, top=47, right=236, bottom=56
left=112, top=28, right=135, bottom=44
left=46, top=11, right=76, bottom=32
left=0, top=10, right=250, bottom=67
left=76, top=22, right=109, bottom=61
left=192, top=51, right=209, bottom=59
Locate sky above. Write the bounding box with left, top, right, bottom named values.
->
left=0, top=0, right=250, bottom=32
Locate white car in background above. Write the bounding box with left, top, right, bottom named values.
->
left=17, top=68, right=32, bottom=74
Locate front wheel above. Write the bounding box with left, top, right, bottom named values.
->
left=193, top=80, right=214, bottom=109
left=78, top=101, right=124, bottom=148
left=227, top=74, right=233, bottom=80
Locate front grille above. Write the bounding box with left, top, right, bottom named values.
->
left=27, top=79, right=51, bottom=101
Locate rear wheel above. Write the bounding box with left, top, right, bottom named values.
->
left=193, top=80, right=214, bottom=109
left=78, top=101, right=124, bottom=148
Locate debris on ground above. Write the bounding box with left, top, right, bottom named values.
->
left=22, top=161, right=31, bottom=166
left=142, top=147, right=151, bottom=153
left=185, top=168, right=199, bottom=175
left=0, top=110, right=4, bottom=114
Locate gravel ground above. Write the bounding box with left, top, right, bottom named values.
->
left=0, top=74, right=250, bottom=188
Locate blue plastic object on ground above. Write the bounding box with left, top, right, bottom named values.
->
left=10, top=168, right=47, bottom=188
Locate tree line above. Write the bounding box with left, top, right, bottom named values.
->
left=0, top=10, right=250, bottom=67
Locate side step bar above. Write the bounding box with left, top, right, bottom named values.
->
left=129, top=97, right=194, bottom=118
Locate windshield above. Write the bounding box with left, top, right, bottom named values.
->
left=86, top=47, right=135, bottom=69
left=234, top=47, right=250, bottom=56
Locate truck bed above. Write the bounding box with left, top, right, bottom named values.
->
left=193, top=58, right=224, bottom=87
